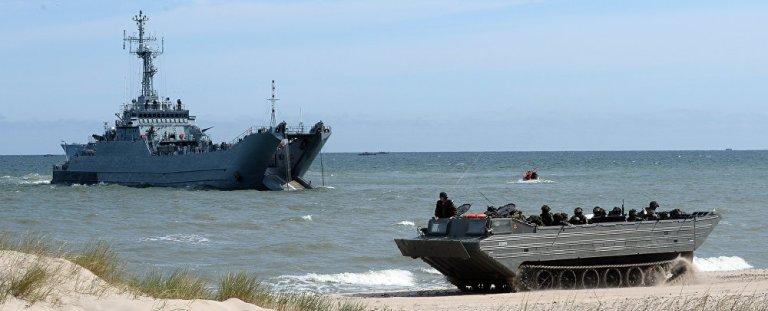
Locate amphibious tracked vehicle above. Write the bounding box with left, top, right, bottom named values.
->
left=395, top=206, right=720, bottom=292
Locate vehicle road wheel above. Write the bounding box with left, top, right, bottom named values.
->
left=558, top=270, right=577, bottom=289
left=456, top=283, right=472, bottom=292
left=475, top=282, right=491, bottom=293
left=644, top=265, right=666, bottom=285
left=535, top=270, right=555, bottom=290
left=581, top=269, right=600, bottom=289
left=625, top=267, right=644, bottom=287
left=495, top=281, right=513, bottom=293
left=603, top=268, right=622, bottom=287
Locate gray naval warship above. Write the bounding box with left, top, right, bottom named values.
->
left=396, top=202, right=720, bottom=292
left=52, top=11, right=330, bottom=190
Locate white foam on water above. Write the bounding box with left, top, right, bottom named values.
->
left=397, top=221, right=415, bottom=226
left=301, top=215, right=313, bottom=221
left=419, top=267, right=442, bottom=275
left=0, top=173, right=51, bottom=185
left=282, top=269, right=415, bottom=287
left=142, top=234, right=210, bottom=245
left=508, top=179, right=555, bottom=184
left=693, top=256, right=753, bottom=271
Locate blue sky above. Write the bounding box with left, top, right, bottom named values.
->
left=0, top=0, right=766, bottom=154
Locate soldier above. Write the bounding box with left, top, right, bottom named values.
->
left=627, top=209, right=642, bottom=221
left=510, top=207, right=526, bottom=221
left=540, top=205, right=554, bottom=226
left=589, top=206, right=607, bottom=224
left=658, top=211, right=670, bottom=220
left=526, top=215, right=544, bottom=226
left=554, top=212, right=571, bottom=226
left=569, top=207, right=587, bottom=225
left=608, top=207, right=623, bottom=217
left=670, top=208, right=684, bottom=219
left=485, top=206, right=499, bottom=218
left=434, top=192, right=457, bottom=219
left=644, top=201, right=659, bottom=221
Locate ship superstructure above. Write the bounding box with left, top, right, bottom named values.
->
left=52, top=11, right=330, bottom=190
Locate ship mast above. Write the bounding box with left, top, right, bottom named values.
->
left=267, top=80, right=279, bottom=127
left=123, top=10, right=163, bottom=107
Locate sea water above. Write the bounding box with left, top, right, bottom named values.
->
left=0, top=151, right=765, bottom=293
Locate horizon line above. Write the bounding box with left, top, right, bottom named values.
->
left=1, top=148, right=760, bottom=156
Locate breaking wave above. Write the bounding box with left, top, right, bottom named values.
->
left=0, top=173, right=51, bottom=185
left=275, top=269, right=415, bottom=293
left=302, top=215, right=313, bottom=221
left=397, top=221, right=415, bottom=226
left=141, top=234, right=210, bottom=245
left=693, top=256, right=753, bottom=271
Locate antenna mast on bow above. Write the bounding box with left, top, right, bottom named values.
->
left=267, top=80, right=280, bottom=127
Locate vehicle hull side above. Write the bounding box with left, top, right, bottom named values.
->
left=395, top=214, right=720, bottom=284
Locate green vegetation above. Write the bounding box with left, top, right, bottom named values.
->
left=129, top=268, right=212, bottom=300
left=216, top=271, right=270, bottom=304
left=7, top=264, right=52, bottom=304
left=215, top=271, right=366, bottom=311
left=71, top=241, right=122, bottom=283
left=0, top=232, right=365, bottom=310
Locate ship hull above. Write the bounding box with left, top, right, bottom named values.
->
left=262, top=122, right=331, bottom=190
left=52, top=132, right=281, bottom=190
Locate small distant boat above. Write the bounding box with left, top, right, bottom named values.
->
left=725, top=148, right=733, bottom=151
left=358, top=151, right=388, bottom=156
left=522, top=168, right=538, bottom=181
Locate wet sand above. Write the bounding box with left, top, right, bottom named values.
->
left=347, top=269, right=768, bottom=311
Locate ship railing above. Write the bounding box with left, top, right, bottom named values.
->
left=230, top=127, right=253, bottom=144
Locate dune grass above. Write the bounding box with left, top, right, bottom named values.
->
left=129, top=268, right=213, bottom=300
left=215, top=271, right=366, bottom=311
left=0, top=232, right=365, bottom=310
left=216, top=271, right=271, bottom=304
left=71, top=241, right=122, bottom=283
left=7, top=263, right=52, bottom=304
left=0, top=232, right=61, bottom=257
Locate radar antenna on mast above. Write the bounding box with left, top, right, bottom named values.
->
left=267, top=80, right=280, bottom=127
left=123, top=10, right=164, bottom=107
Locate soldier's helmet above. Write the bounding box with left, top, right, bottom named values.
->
left=593, top=206, right=601, bottom=215
left=649, top=201, right=659, bottom=210
left=609, top=206, right=622, bottom=216
left=552, top=213, right=562, bottom=222
left=541, top=205, right=551, bottom=213
left=628, top=209, right=638, bottom=216
left=574, top=207, right=583, bottom=215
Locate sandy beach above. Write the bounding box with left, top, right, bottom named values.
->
left=2, top=248, right=767, bottom=311
left=0, top=250, right=270, bottom=311
left=349, top=269, right=768, bottom=311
